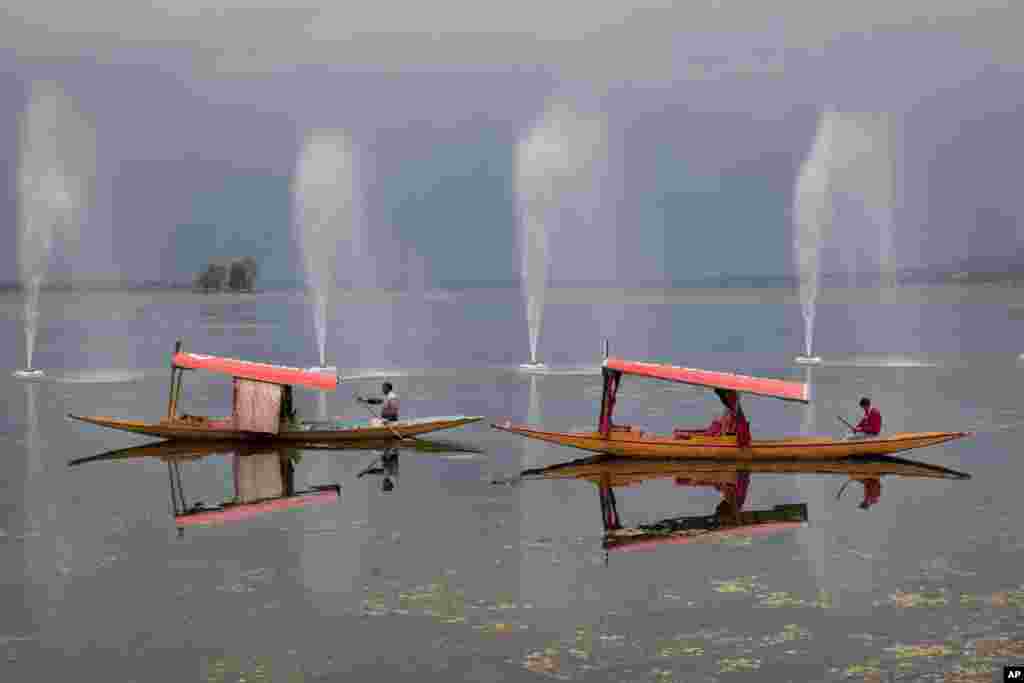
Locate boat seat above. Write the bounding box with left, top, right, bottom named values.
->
left=207, top=418, right=233, bottom=429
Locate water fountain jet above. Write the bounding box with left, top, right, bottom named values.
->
left=793, top=110, right=835, bottom=366
left=293, top=130, right=357, bottom=372
left=14, top=81, right=94, bottom=379
left=516, top=100, right=605, bottom=371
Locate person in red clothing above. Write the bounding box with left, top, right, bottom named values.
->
left=849, top=397, right=882, bottom=438
left=705, top=389, right=753, bottom=447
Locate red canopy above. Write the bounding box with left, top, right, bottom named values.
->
left=603, top=357, right=808, bottom=404
left=175, top=488, right=341, bottom=527
left=173, top=352, right=337, bottom=391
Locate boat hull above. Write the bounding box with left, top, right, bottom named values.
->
left=492, top=422, right=970, bottom=459
left=70, top=414, right=483, bottom=441
left=522, top=454, right=971, bottom=483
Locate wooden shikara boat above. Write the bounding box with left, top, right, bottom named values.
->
left=493, top=355, right=971, bottom=459
left=68, top=341, right=483, bottom=443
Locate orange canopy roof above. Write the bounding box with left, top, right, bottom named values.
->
left=173, top=352, right=337, bottom=391
left=603, top=357, right=808, bottom=404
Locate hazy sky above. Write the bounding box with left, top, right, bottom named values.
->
left=2, top=2, right=1023, bottom=286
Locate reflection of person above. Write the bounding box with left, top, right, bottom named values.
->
left=357, top=448, right=400, bottom=492
left=358, top=382, right=400, bottom=422
left=836, top=476, right=882, bottom=509
left=849, top=397, right=882, bottom=438
left=857, top=477, right=881, bottom=509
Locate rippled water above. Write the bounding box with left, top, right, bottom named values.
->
left=1, top=286, right=1021, bottom=681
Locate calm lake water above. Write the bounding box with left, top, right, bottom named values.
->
left=1, top=286, right=1022, bottom=682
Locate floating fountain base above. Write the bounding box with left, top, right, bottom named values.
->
left=519, top=361, right=549, bottom=372
left=13, top=368, right=45, bottom=379
left=794, top=356, right=822, bottom=366
left=308, top=365, right=337, bottom=375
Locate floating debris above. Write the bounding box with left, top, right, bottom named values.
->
left=842, top=658, right=881, bottom=679
left=877, top=590, right=948, bottom=608
left=884, top=642, right=954, bottom=659
left=756, top=591, right=809, bottom=608
left=718, top=656, right=761, bottom=672
left=712, top=576, right=760, bottom=594
left=973, top=639, right=1024, bottom=657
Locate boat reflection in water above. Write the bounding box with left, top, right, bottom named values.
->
left=69, top=441, right=343, bottom=535
left=69, top=437, right=485, bottom=531
left=520, top=454, right=970, bottom=555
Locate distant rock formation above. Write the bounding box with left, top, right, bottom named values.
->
left=195, top=257, right=258, bottom=293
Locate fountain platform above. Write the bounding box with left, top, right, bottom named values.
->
left=794, top=356, right=823, bottom=365
left=13, top=368, right=46, bottom=380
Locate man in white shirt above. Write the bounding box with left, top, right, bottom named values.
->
left=358, top=382, right=400, bottom=422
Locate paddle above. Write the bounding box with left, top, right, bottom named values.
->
left=837, top=416, right=857, bottom=434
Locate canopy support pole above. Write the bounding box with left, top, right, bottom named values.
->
left=167, top=340, right=182, bottom=420
left=597, top=368, right=621, bottom=437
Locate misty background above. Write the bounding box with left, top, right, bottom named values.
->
left=2, top=2, right=1023, bottom=289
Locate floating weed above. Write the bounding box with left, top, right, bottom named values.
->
left=945, top=671, right=994, bottom=682
left=718, top=656, right=761, bottom=673
left=651, top=667, right=674, bottom=682
left=360, top=592, right=389, bottom=616
left=473, top=622, right=515, bottom=634
left=657, top=642, right=705, bottom=658
left=756, top=591, right=808, bottom=608
left=951, top=655, right=1000, bottom=676
left=879, top=590, right=948, bottom=608
left=992, top=588, right=1024, bottom=608
left=523, top=651, right=560, bottom=676
left=573, top=625, right=594, bottom=660
left=842, top=658, right=881, bottom=679
left=712, top=576, right=760, bottom=593
left=760, top=625, right=811, bottom=647
left=884, top=643, right=954, bottom=659
left=959, top=593, right=982, bottom=607
left=974, top=639, right=1024, bottom=658
left=811, top=590, right=834, bottom=609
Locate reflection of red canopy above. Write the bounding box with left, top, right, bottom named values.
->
left=176, top=488, right=340, bottom=527
left=606, top=521, right=804, bottom=553
left=173, top=352, right=337, bottom=391
left=603, top=358, right=808, bottom=403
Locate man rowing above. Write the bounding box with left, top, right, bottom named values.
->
left=357, top=382, right=400, bottom=422
left=848, top=397, right=882, bottom=438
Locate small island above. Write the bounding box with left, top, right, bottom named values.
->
left=194, top=257, right=259, bottom=293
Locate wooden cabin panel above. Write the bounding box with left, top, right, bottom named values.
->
left=233, top=378, right=282, bottom=434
